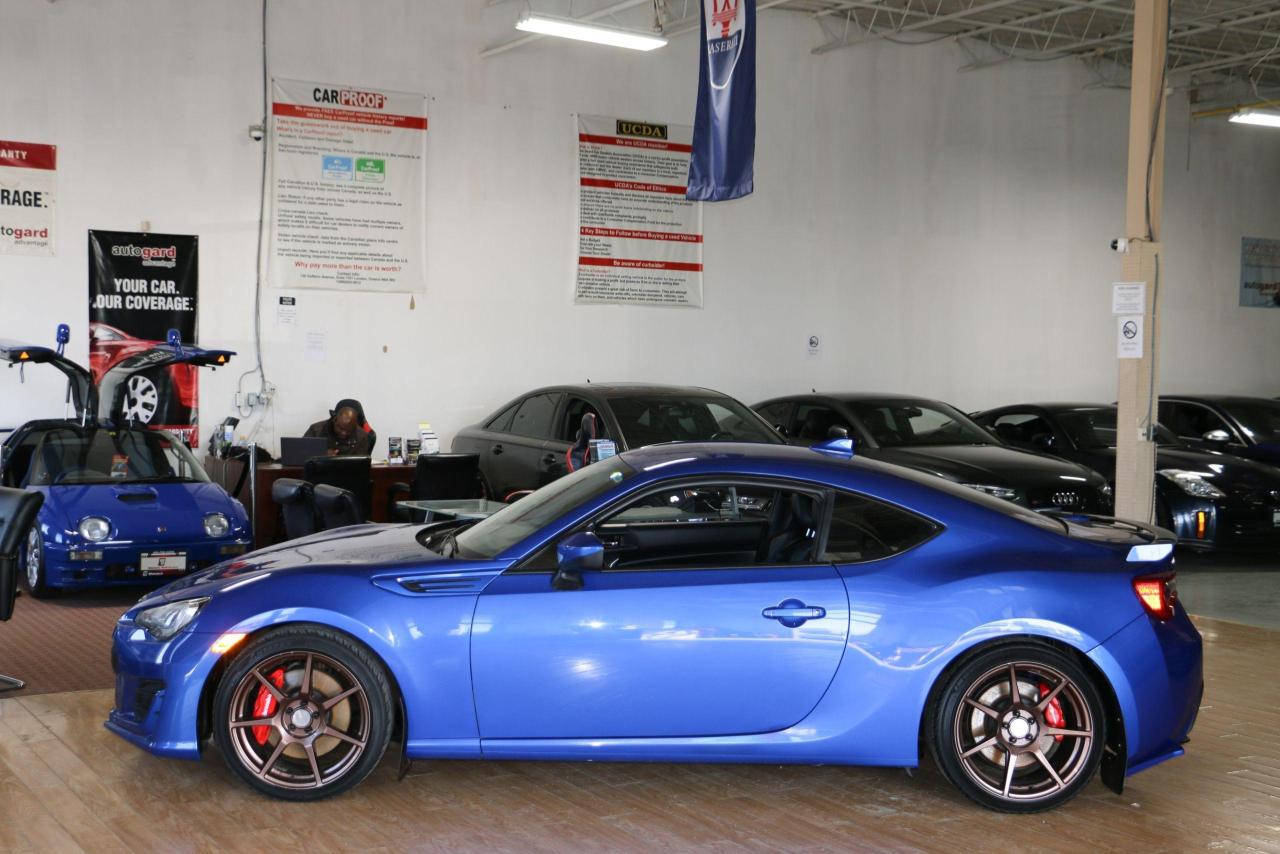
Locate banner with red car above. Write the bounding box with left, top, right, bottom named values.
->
left=88, top=230, right=201, bottom=445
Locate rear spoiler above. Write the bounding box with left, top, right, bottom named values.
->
left=0, top=324, right=96, bottom=422
left=1041, top=511, right=1176, bottom=561
left=100, top=331, right=234, bottom=425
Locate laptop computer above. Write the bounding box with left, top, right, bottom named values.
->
left=279, top=437, right=330, bottom=466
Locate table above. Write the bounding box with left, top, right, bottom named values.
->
left=205, top=457, right=416, bottom=549
left=395, top=498, right=508, bottom=521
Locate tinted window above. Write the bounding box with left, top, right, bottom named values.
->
left=1219, top=399, right=1280, bottom=443
left=608, top=395, right=782, bottom=447
left=559, top=397, right=606, bottom=443
left=990, top=411, right=1053, bottom=448
left=825, top=492, right=938, bottom=562
left=1058, top=407, right=1178, bottom=448
left=847, top=400, right=992, bottom=447
left=795, top=404, right=850, bottom=442
left=1159, top=402, right=1231, bottom=440
left=486, top=402, right=520, bottom=433
left=510, top=393, right=560, bottom=439
left=755, top=401, right=792, bottom=429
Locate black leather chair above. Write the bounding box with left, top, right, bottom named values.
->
left=565, top=413, right=598, bottom=473
left=271, top=478, right=320, bottom=541
left=314, top=484, right=364, bottom=530
left=0, top=486, right=44, bottom=692
left=303, top=456, right=372, bottom=521
left=389, top=453, right=484, bottom=522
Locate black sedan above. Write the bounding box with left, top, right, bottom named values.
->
left=452, top=383, right=783, bottom=498
left=971, top=402, right=1280, bottom=551
left=753, top=393, right=1112, bottom=513
left=1158, top=395, right=1280, bottom=467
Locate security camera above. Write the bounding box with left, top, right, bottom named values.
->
left=1110, top=238, right=1130, bottom=252
left=247, top=124, right=265, bottom=142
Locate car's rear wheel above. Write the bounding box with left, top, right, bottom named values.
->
left=23, top=525, right=53, bottom=598
left=213, top=625, right=393, bottom=801
left=930, top=643, right=1105, bottom=813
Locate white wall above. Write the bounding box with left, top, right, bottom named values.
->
left=1, top=0, right=1277, bottom=454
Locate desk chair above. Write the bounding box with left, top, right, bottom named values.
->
left=303, top=456, right=372, bottom=521
left=314, top=484, right=364, bottom=530
left=271, top=478, right=320, bottom=541
left=389, top=453, right=484, bottom=522
left=0, top=487, right=45, bottom=692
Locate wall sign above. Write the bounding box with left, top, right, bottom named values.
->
left=1240, top=237, right=1280, bottom=308
left=1111, top=282, right=1145, bottom=315
left=88, top=230, right=200, bottom=444
left=0, top=140, right=56, bottom=256
left=1117, top=315, right=1143, bottom=359
left=575, top=114, right=704, bottom=307
left=269, top=78, right=427, bottom=293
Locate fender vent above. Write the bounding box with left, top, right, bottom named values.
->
left=376, top=568, right=502, bottom=597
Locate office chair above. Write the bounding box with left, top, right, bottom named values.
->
left=389, top=453, right=484, bottom=521
left=314, top=484, right=364, bottom=530
left=0, top=487, right=45, bottom=692
left=271, top=478, right=320, bottom=541
left=303, top=455, right=372, bottom=521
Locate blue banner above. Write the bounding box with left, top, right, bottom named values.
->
left=687, top=0, right=756, bottom=202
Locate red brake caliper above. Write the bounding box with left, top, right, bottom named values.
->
left=1039, top=681, right=1065, bottom=743
left=252, top=668, right=286, bottom=745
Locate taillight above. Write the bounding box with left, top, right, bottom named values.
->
left=1134, top=573, right=1178, bottom=621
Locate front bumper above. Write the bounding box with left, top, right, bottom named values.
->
left=46, top=538, right=250, bottom=589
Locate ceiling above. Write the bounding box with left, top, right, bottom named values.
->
left=485, top=0, right=1280, bottom=91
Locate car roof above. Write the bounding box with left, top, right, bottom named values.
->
left=528, top=383, right=734, bottom=398
left=617, top=440, right=898, bottom=476
left=1163, top=394, right=1275, bottom=405
left=983, top=402, right=1113, bottom=413
left=759, top=392, right=953, bottom=405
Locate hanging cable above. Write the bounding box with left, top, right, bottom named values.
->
left=236, top=0, right=270, bottom=417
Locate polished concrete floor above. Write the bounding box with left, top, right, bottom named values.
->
left=1177, top=551, right=1280, bottom=630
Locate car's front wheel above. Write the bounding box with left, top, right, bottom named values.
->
left=213, top=625, right=394, bottom=800
left=930, top=643, right=1105, bottom=812
left=22, top=525, right=53, bottom=598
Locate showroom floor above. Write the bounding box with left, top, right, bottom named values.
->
left=0, top=556, right=1275, bottom=852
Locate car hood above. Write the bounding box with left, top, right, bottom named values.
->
left=42, top=481, right=246, bottom=539
left=869, top=444, right=1105, bottom=488
left=1079, top=445, right=1280, bottom=491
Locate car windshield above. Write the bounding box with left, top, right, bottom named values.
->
left=1221, top=400, right=1280, bottom=444
left=847, top=400, right=994, bottom=447
left=25, top=427, right=209, bottom=485
left=1057, top=408, right=1179, bottom=449
left=452, top=455, right=637, bottom=558
left=607, top=395, right=782, bottom=447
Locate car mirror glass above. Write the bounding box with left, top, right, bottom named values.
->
left=553, top=531, right=603, bottom=590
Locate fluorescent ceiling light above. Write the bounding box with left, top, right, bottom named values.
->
left=1228, top=108, right=1280, bottom=128
left=515, top=12, right=668, bottom=51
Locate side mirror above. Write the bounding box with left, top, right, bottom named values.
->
left=553, top=531, right=603, bottom=590
left=1202, top=429, right=1231, bottom=446
left=827, top=425, right=850, bottom=440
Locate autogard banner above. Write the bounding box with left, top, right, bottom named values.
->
left=1241, top=237, right=1280, bottom=308
left=269, top=78, right=427, bottom=293
left=88, top=231, right=200, bottom=445
left=0, top=140, right=56, bottom=256
left=575, top=114, right=704, bottom=307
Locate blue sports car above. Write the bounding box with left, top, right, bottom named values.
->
left=107, top=439, right=1202, bottom=812
left=1, top=328, right=251, bottom=594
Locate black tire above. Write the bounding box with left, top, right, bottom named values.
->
left=21, top=525, right=54, bottom=598
left=928, top=642, right=1105, bottom=813
left=212, top=624, right=394, bottom=801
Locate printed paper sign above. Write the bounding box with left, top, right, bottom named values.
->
left=1117, top=315, right=1143, bottom=359
left=269, top=79, right=427, bottom=293
left=0, top=140, right=56, bottom=256
left=575, top=115, right=704, bottom=307
left=1240, top=237, right=1280, bottom=308
left=1112, top=282, right=1145, bottom=315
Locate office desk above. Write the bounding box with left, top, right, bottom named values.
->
left=205, top=457, right=416, bottom=549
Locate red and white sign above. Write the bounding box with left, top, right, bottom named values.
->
left=269, top=78, right=427, bottom=293
left=0, top=140, right=56, bottom=257
left=575, top=115, right=703, bottom=307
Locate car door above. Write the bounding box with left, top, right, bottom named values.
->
left=475, top=392, right=563, bottom=497
left=1159, top=401, right=1243, bottom=452
left=470, top=478, right=850, bottom=739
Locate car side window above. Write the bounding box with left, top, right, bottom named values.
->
left=510, top=393, right=560, bottom=439
left=486, top=401, right=521, bottom=433
left=824, top=491, right=938, bottom=563
left=558, top=397, right=606, bottom=443
left=989, top=411, right=1053, bottom=450
left=794, top=404, right=850, bottom=442
left=755, top=401, right=791, bottom=431
left=592, top=482, right=824, bottom=569
left=1159, top=402, right=1229, bottom=440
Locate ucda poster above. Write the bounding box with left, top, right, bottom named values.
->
left=88, top=230, right=200, bottom=445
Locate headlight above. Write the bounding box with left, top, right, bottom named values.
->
left=78, top=516, right=111, bottom=542
left=962, top=483, right=1018, bottom=501
left=203, top=512, right=230, bottom=537
left=135, top=597, right=209, bottom=640
left=1158, top=469, right=1226, bottom=499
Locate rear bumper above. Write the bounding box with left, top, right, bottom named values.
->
left=45, top=538, right=249, bottom=589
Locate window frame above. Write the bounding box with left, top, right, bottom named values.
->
left=508, top=392, right=563, bottom=440
left=823, top=488, right=943, bottom=565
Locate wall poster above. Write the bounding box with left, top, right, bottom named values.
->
left=575, top=114, right=704, bottom=307
left=269, top=78, right=427, bottom=293
left=0, top=140, right=56, bottom=256
left=88, top=230, right=200, bottom=445
left=1240, top=237, right=1280, bottom=308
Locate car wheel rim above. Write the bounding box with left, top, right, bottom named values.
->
left=123, top=374, right=159, bottom=424
left=227, top=651, right=371, bottom=791
left=952, top=661, right=1093, bottom=803
left=25, top=528, right=39, bottom=588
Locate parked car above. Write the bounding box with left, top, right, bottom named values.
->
left=452, top=383, right=784, bottom=498
left=753, top=393, right=1112, bottom=513
left=971, top=402, right=1280, bottom=551
left=0, top=329, right=249, bottom=594
left=1158, top=395, right=1280, bottom=467
left=107, top=439, right=1200, bottom=811
left=90, top=322, right=199, bottom=432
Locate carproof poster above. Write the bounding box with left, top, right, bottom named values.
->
left=0, top=140, right=56, bottom=256
left=88, top=231, right=200, bottom=445
left=1240, top=237, right=1280, bottom=308
left=269, top=78, right=427, bottom=292
left=575, top=114, right=704, bottom=307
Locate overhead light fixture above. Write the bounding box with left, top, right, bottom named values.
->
left=1228, top=108, right=1280, bottom=128
left=515, top=11, right=668, bottom=51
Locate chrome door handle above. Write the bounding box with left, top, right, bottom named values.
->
left=762, top=599, right=826, bottom=628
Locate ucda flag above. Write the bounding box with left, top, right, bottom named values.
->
left=687, top=0, right=756, bottom=201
